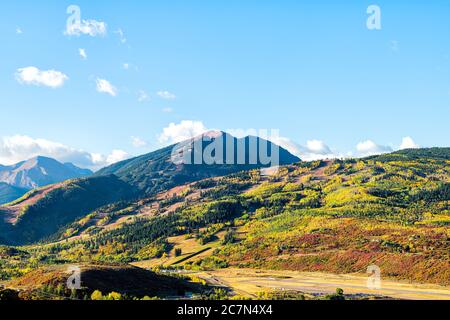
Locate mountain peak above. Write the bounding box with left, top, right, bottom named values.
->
left=201, top=130, right=226, bottom=139
left=97, top=131, right=300, bottom=195
left=188, top=130, right=226, bottom=141
left=0, top=156, right=92, bottom=191
left=27, top=155, right=59, bottom=165
left=32, top=155, right=54, bottom=161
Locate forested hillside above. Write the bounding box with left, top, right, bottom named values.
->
left=1, top=148, right=448, bottom=288
left=0, top=175, right=137, bottom=245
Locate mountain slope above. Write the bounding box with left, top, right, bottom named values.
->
left=0, top=183, right=27, bottom=205
left=0, top=132, right=300, bottom=245
left=63, top=162, right=93, bottom=176
left=0, top=175, right=137, bottom=245
left=0, top=156, right=93, bottom=189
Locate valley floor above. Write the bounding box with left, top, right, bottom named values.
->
left=189, top=268, right=450, bottom=300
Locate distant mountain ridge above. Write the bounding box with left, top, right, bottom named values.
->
left=0, top=183, right=28, bottom=205
left=0, top=156, right=93, bottom=190
left=0, top=156, right=93, bottom=205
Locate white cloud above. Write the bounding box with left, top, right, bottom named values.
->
left=15, top=67, right=68, bottom=88
left=106, top=150, right=129, bottom=164
left=399, top=137, right=420, bottom=150
left=65, top=19, right=107, bottom=37
left=16, top=27, right=23, bottom=34
left=157, top=91, right=176, bottom=100
left=123, top=63, right=130, bottom=70
left=138, top=90, right=150, bottom=102
left=79, top=48, right=87, bottom=60
left=90, top=150, right=129, bottom=168
left=159, top=120, right=208, bottom=145
left=0, top=135, right=128, bottom=170
left=0, top=135, right=88, bottom=166
left=356, top=140, right=393, bottom=156
left=306, top=140, right=332, bottom=155
left=273, top=136, right=419, bottom=160
left=131, top=136, right=147, bottom=148
left=96, top=78, right=117, bottom=96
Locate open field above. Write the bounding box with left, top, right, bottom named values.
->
left=131, top=231, right=227, bottom=268
left=191, top=268, right=450, bottom=300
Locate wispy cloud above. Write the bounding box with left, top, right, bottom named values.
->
left=399, top=137, right=420, bottom=150
left=65, top=19, right=107, bottom=37
left=131, top=136, right=147, bottom=148
left=15, top=67, right=68, bottom=88
left=122, top=63, right=138, bottom=71
left=79, top=48, right=88, bottom=60
left=96, top=78, right=117, bottom=96
left=138, top=90, right=150, bottom=102
left=159, top=120, right=208, bottom=145
left=356, top=140, right=393, bottom=156
left=94, top=150, right=129, bottom=166
left=115, top=28, right=127, bottom=44
left=157, top=91, right=177, bottom=100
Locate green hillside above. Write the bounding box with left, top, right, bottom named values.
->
left=1, top=148, right=448, bottom=289
left=0, top=175, right=137, bottom=245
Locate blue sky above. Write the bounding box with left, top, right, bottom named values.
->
left=0, top=1, right=449, bottom=169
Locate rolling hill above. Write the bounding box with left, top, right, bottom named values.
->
left=3, top=263, right=206, bottom=300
